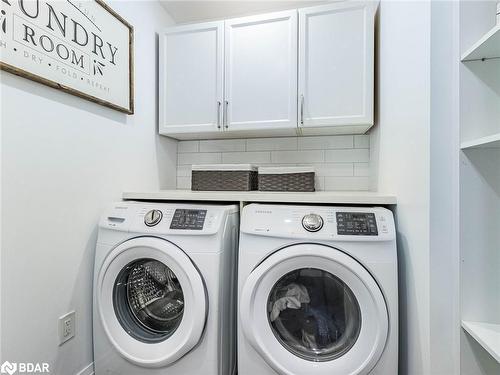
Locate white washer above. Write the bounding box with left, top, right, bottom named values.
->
left=93, top=201, right=239, bottom=375
left=238, top=204, right=398, bottom=375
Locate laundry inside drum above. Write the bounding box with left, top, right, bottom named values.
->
left=267, top=268, right=361, bottom=362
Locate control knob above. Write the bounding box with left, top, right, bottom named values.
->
left=144, top=209, right=163, bottom=227
left=302, top=213, right=324, bottom=232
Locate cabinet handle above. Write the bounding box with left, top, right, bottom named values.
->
left=217, top=101, right=222, bottom=129
left=224, top=100, right=229, bottom=129
left=300, top=95, right=304, bottom=126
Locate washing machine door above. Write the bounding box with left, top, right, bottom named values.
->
left=97, top=237, right=207, bottom=368
left=240, top=243, right=388, bottom=375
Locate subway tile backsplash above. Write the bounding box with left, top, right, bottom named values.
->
left=176, top=135, right=371, bottom=191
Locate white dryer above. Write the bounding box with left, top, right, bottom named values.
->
left=93, top=201, right=239, bottom=375
left=238, top=204, right=398, bottom=375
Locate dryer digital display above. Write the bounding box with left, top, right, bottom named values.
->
left=336, top=212, right=378, bottom=236
left=170, top=209, right=207, bottom=230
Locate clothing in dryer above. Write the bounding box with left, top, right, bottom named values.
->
left=267, top=268, right=361, bottom=362
left=269, top=283, right=310, bottom=321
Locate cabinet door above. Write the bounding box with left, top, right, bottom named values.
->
left=298, top=2, right=375, bottom=131
left=159, top=22, right=224, bottom=136
left=224, top=10, right=297, bottom=133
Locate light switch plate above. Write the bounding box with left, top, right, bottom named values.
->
left=59, top=311, right=75, bottom=345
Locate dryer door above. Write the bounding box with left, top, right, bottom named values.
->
left=97, top=237, right=207, bottom=368
left=240, top=243, right=388, bottom=375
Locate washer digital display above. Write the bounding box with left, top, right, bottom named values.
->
left=336, top=212, right=378, bottom=236
left=170, top=209, right=207, bottom=230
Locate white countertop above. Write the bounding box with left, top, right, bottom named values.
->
left=122, top=190, right=397, bottom=205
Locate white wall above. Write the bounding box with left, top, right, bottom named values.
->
left=429, top=1, right=461, bottom=374
left=0, top=59, right=3, bottom=364
left=371, top=1, right=431, bottom=374
left=0, top=1, right=176, bottom=373
left=176, top=135, right=371, bottom=191
left=160, top=0, right=328, bottom=23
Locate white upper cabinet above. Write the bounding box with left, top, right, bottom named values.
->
left=298, top=2, right=376, bottom=134
left=158, top=1, right=377, bottom=139
left=159, top=22, right=224, bottom=137
left=224, top=11, right=297, bottom=134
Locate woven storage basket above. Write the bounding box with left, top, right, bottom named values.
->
left=258, top=167, right=315, bottom=192
left=191, top=164, right=258, bottom=191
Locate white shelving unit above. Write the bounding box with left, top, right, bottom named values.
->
left=460, top=133, right=500, bottom=149
left=462, top=321, right=500, bottom=363
left=461, top=24, right=500, bottom=61
left=458, top=3, right=500, bottom=374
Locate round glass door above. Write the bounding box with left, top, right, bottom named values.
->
left=240, top=243, right=388, bottom=375
left=97, top=237, right=207, bottom=368
left=113, top=259, right=184, bottom=343
left=268, top=268, right=361, bottom=362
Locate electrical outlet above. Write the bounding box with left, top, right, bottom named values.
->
left=59, top=311, right=75, bottom=345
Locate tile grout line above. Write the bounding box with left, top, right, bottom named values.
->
left=177, top=137, right=370, bottom=191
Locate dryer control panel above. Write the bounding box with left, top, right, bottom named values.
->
left=336, top=212, right=378, bottom=236
left=240, top=204, right=395, bottom=241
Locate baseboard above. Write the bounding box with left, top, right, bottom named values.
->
left=76, top=362, right=94, bottom=375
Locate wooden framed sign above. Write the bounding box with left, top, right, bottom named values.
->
left=0, top=0, right=134, bottom=114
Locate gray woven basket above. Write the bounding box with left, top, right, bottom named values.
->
left=258, top=170, right=315, bottom=192
left=191, top=165, right=258, bottom=191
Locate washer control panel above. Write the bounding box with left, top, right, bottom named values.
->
left=101, top=202, right=238, bottom=236
left=336, top=212, right=378, bottom=236
left=169, top=209, right=207, bottom=230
